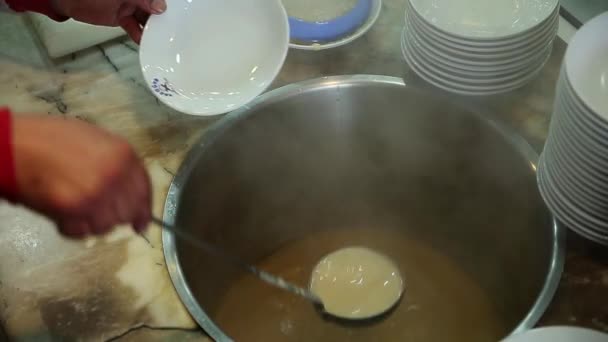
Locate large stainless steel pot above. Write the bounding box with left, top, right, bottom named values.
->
left=163, top=75, right=564, bottom=341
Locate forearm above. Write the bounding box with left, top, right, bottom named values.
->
left=0, top=108, right=18, bottom=202
left=0, top=0, right=67, bottom=21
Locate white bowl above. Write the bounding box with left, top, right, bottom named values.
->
left=404, top=15, right=555, bottom=69
left=403, top=29, right=550, bottom=85
left=410, top=36, right=552, bottom=74
left=539, top=161, right=608, bottom=243
left=540, top=167, right=608, bottom=243
left=140, top=0, right=289, bottom=116
left=538, top=167, right=607, bottom=243
left=544, top=116, right=608, bottom=212
left=406, top=1, right=559, bottom=49
left=559, top=83, right=608, bottom=149
left=549, top=113, right=608, bottom=181
left=401, top=30, right=548, bottom=95
left=564, top=12, right=608, bottom=121
left=540, top=159, right=608, bottom=242
left=408, top=37, right=551, bottom=85
left=558, top=98, right=608, bottom=161
left=546, top=117, right=608, bottom=208
left=408, top=9, right=559, bottom=58
left=408, top=0, right=558, bottom=40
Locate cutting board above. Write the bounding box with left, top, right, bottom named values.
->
left=28, top=14, right=126, bottom=58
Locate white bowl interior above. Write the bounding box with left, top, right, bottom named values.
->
left=140, top=0, right=289, bottom=115
left=565, top=12, right=608, bottom=121
left=408, top=0, right=558, bottom=39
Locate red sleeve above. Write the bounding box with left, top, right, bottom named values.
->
left=0, top=108, right=19, bottom=203
left=5, top=0, right=68, bottom=21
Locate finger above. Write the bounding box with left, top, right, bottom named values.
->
left=113, top=194, right=132, bottom=224
left=129, top=0, right=166, bottom=15
left=133, top=206, right=151, bottom=233
left=118, top=3, right=137, bottom=18
left=111, top=177, right=138, bottom=228
left=90, top=202, right=117, bottom=235
left=128, top=161, right=152, bottom=232
left=119, top=16, right=143, bottom=44
left=60, top=220, right=91, bottom=239
left=134, top=9, right=150, bottom=26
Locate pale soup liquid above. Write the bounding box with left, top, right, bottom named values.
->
left=310, top=247, right=404, bottom=319
left=214, top=228, right=508, bottom=341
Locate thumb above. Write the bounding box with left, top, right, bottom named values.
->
left=130, top=0, right=167, bottom=15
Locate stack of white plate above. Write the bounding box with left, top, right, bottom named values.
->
left=538, top=13, right=608, bottom=245
left=401, top=0, right=560, bottom=96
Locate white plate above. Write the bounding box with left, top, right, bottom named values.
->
left=409, top=35, right=553, bottom=74
left=555, top=74, right=608, bottom=144
left=406, top=1, right=559, bottom=47
left=538, top=160, right=608, bottom=242
left=564, top=12, right=608, bottom=121
left=538, top=176, right=608, bottom=244
left=408, top=35, right=551, bottom=85
left=558, top=85, right=608, bottom=152
left=548, top=113, right=608, bottom=194
left=404, top=15, right=555, bottom=74
left=402, top=29, right=549, bottom=94
left=139, top=0, right=289, bottom=116
left=406, top=3, right=559, bottom=53
left=410, top=14, right=557, bottom=60
left=406, top=19, right=555, bottom=67
left=402, top=34, right=544, bottom=95
left=408, top=0, right=558, bottom=40
left=554, top=94, right=608, bottom=161
left=552, top=94, right=608, bottom=170
left=410, top=16, right=557, bottom=61
left=405, top=27, right=553, bottom=82
left=538, top=162, right=608, bottom=243
left=543, top=130, right=608, bottom=215
left=562, top=72, right=608, bottom=129
left=543, top=140, right=608, bottom=232
left=404, top=15, right=555, bottom=69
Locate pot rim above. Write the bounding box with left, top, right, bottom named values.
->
left=162, top=75, right=565, bottom=341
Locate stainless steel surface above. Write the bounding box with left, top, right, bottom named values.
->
left=163, top=75, right=565, bottom=341
left=152, top=216, right=323, bottom=306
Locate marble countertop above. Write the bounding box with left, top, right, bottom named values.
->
left=0, top=1, right=606, bottom=341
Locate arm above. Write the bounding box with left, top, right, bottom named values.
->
left=0, top=0, right=165, bottom=238
left=0, top=109, right=18, bottom=203
left=0, top=0, right=67, bottom=21
left=0, top=109, right=152, bottom=237
left=0, top=0, right=166, bottom=43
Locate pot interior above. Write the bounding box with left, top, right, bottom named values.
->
left=170, top=79, right=556, bottom=341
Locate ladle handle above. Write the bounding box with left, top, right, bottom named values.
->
left=151, top=217, right=323, bottom=306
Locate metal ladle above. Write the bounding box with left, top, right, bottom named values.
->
left=151, top=217, right=324, bottom=308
